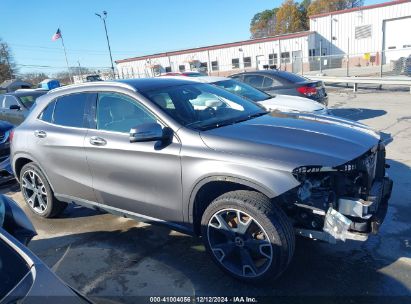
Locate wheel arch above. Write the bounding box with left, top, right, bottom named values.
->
left=13, top=153, right=55, bottom=192
left=188, top=175, right=279, bottom=236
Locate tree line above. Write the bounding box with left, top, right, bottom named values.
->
left=250, top=0, right=364, bottom=39
left=0, top=38, right=18, bottom=84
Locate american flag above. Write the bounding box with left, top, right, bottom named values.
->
left=52, top=28, right=62, bottom=41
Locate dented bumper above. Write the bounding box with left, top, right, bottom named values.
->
left=296, top=176, right=393, bottom=243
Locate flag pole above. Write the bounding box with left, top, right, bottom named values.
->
left=59, top=28, right=73, bottom=84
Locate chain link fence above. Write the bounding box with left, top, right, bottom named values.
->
left=116, top=48, right=411, bottom=80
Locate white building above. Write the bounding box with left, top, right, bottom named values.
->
left=115, top=0, right=411, bottom=77
left=310, top=0, right=411, bottom=64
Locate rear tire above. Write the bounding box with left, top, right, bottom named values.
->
left=19, top=162, right=67, bottom=218
left=201, top=190, right=295, bottom=282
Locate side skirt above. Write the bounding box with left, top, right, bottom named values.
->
left=55, top=194, right=195, bottom=236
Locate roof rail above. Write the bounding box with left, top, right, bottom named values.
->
left=48, top=81, right=136, bottom=94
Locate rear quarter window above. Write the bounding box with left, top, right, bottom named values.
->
left=38, top=100, right=56, bottom=123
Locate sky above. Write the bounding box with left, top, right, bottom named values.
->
left=0, top=0, right=388, bottom=75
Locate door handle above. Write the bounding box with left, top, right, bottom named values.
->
left=89, top=136, right=107, bottom=146
left=34, top=130, right=47, bottom=138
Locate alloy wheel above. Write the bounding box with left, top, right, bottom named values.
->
left=21, top=170, right=48, bottom=214
left=207, top=208, right=273, bottom=278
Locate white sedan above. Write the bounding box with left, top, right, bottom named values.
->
left=165, top=75, right=329, bottom=115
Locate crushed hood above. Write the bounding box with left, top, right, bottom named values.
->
left=200, top=112, right=380, bottom=170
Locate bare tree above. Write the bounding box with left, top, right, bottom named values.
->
left=0, top=38, right=18, bottom=82
left=22, top=72, right=49, bottom=86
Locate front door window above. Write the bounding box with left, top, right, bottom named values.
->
left=96, top=92, right=156, bottom=133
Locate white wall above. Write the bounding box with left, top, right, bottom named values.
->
left=116, top=34, right=313, bottom=77
left=310, top=1, right=411, bottom=56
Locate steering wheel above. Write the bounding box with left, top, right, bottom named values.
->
left=204, top=106, right=217, bottom=116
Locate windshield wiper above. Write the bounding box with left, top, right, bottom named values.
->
left=262, top=95, right=275, bottom=100
left=193, top=111, right=269, bottom=131
left=248, top=111, right=269, bottom=119
left=206, top=111, right=269, bottom=130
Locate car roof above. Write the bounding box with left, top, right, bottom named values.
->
left=118, top=78, right=201, bottom=91
left=48, top=78, right=200, bottom=96
left=1, top=90, right=47, bottom=97
left=161, top=76, right=229, bottom=84
left=231, top=70, right=309, bottom=82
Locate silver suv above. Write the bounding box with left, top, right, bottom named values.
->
left=11, top=78, right=393, bottom=282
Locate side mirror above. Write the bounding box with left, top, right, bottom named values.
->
left=130, top=122, right=165, bottom=143
left=10, top=105, right=21, bottom=110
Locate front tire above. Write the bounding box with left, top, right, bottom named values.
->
left=19, top=162, right=67, bottom=218
left=201, top=190, right=295, bottom=282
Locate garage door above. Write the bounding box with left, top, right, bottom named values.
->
left=384, top=17, right=411, bottom=63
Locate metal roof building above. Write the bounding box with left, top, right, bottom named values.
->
left=115, top=0, right=411, bottom=78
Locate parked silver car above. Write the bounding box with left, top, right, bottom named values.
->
left=10, top=78, right=392, bottom=281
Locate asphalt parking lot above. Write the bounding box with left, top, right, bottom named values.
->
left=2, top=87, right=411, bottom=303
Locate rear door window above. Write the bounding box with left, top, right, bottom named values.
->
left=243, top=75, right=264, bottom=88
left=53, top=93, right=90, bottom=128
left=262, top=77, right=281, bottom=88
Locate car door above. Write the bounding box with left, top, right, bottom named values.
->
left=3, top=95, right=22, bottom=125
left=84, top=92, right=183, bottom=222
left=32, top=92, right=96, bottom=202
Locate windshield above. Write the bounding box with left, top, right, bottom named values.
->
left=17, top=92, right=45, bottom=109
left=214, top=79, right=272, bottom=102
left=141, top=83, right=267, bottom=131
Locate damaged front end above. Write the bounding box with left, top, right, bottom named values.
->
left=280, top=142, right=393, bottom=243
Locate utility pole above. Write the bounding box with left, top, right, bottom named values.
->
left=77, top=60, right=83, bottom=82
left=95, top=11, right=115, bottom=79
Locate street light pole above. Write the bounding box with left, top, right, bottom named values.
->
left=95, top=11, right=115, bottom=78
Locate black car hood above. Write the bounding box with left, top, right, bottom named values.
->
left=200, top=112, right=380, bottom=170
left=0, top=120, right=13, bottom=131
